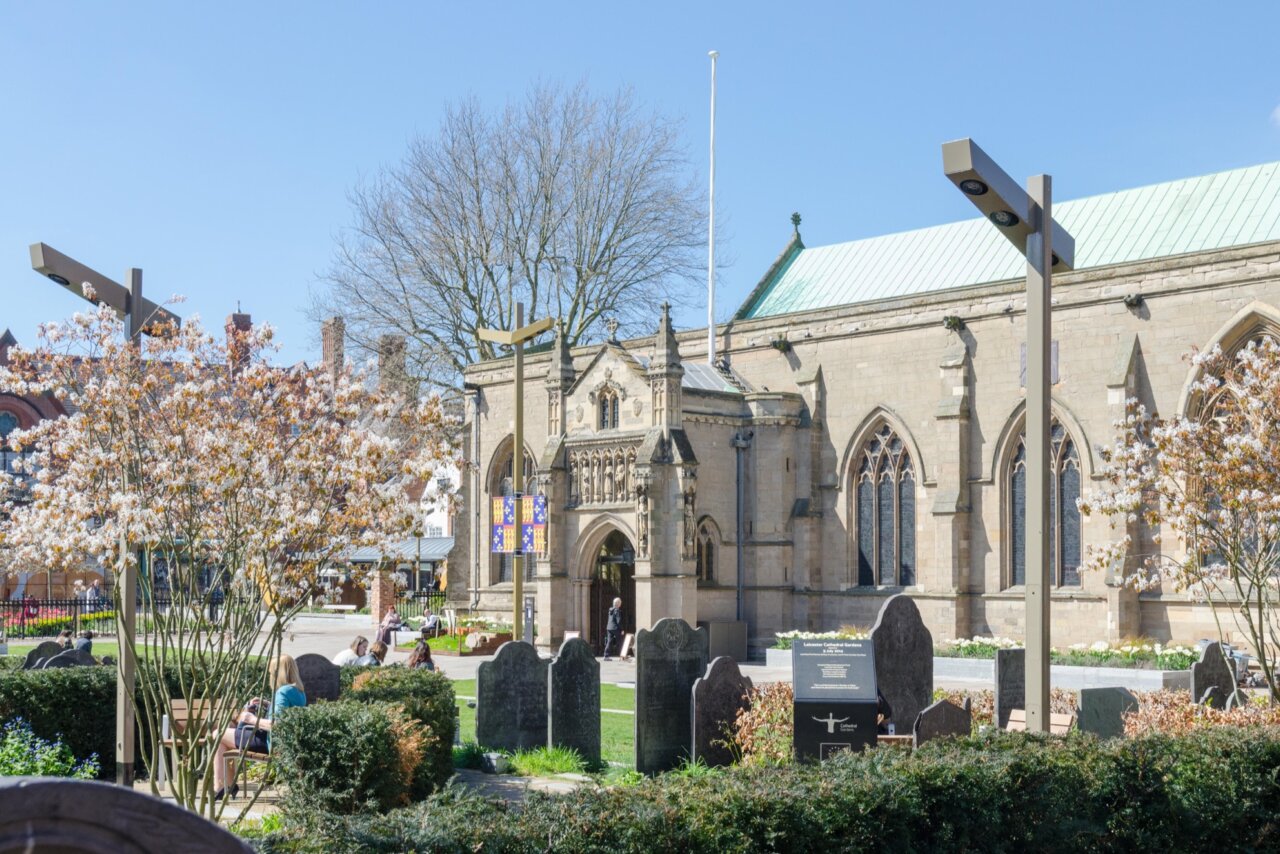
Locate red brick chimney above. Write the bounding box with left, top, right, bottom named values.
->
left=225, top=311, right=252, bottom=370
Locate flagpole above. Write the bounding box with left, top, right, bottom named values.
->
left=707, top=49, right=718, bottom=366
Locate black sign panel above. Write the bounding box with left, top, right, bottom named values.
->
left=793, top=639, right=878, bottom=760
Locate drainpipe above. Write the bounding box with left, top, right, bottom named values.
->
left=465, top=385, right=484, bottom=610
left=732, top=430, right=753, bottom=622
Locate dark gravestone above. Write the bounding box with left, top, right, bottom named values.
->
left=913, top=698, right=971, bottom=748
left=691, top=656, right=753, bottom=768
left=548, top=637, right=600, bottom=767
left=995, top=648, right=1025, bottom=729
left=869, top=594, right=933, bottom=733
left=1191, top=641, right=1238, bottom=708
left=1078, top=687, right=1138, bottom=739
left=295, top=653, right=341, bottom=703
left=476, top=641, right=548, bottom=752
left=23, top=641, right=63, bottom=670
left=42, top=649, right=96, bottom=668
left=793, top=639, right=879, bottom=761
left=0, top=776, right=252, bottom=853
left=635, top=618, right=709, bottom=775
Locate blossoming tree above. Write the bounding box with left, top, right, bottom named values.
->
left=0, top=305, right=452, bottom=816
left=1083, top=339, right=1280, bottom=702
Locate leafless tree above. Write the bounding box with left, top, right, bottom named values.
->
left=316, top=82, right=706, bottom=392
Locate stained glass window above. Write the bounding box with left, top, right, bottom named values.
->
left=696, top=521, right=716, bottom=583
left=1009, top=419, right=1082, bottom=587
left=598, top=389, right=620, bottom=429
left=853, top=425, right=916, bottom=586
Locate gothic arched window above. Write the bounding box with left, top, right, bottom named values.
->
left=488, top=439, right=535, bottom=584
left=853, top=425, right=916, bottom=586
left=0, top=412, right=17, bottom=442
left=696, top=519, right=717, bottom=584
left=598, top=389, right=620, bottom=429
left=1009, top=420, right=1082, bottom=587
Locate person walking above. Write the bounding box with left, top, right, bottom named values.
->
left=603, top=597, right=623, bottom=661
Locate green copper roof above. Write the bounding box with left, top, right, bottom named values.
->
left=740, top=161, right=1280, bottom=319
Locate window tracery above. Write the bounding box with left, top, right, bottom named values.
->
left=852, top=425, right=916, bottom=586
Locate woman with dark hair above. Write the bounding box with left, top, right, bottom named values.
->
left=356, top=640, right=388, bottom=666
left=406, top=640, right=436, bottom=672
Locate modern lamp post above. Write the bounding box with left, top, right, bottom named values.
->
left=477, top=302, right=553, bottom=642
left=940, top=141, right=1076, bottom=734
left=29, top=242, right=182, bottom=785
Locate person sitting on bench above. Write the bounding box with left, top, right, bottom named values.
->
left=212, top=654, right=307, bottom=800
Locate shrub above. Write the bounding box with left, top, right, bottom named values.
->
left=0, top=718, right=99, bottom=778
left=250, top=728, right=1280, bottom=853
left=453, top=741, right=485, bottom=769
left=345, top=666, right=456, bottom=796
left=272, top=699, right=426, bottom=817
left=1124, top=689, right=1280, bottom=736
left=0, top=665, right=115, bottom=778
left=509, top=745, right=586, bottom=777
left=731, top=682, right=794, bottom=766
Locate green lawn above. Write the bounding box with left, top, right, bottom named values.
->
left=450, top=678, right=635, bottom=768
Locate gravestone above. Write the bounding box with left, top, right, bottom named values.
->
left=476, top=641, right=548, bottom=752
left=295, top=653, right=341, bottom=702
left=0, top=777, right=252, bottom=853
left=23, top=641, right=63, bottom=670
left=793, top=638, right=879, bottom=760
left=635, top=618, right=708, bottom=775
left=912, top=698, right=971, bottom=748
left=869, top=594, right=933, bottom=732
left=548, top=637, right=600, bottom=767
left=1191, top=641, right=1238, bottom=708
left=42, top=649, right=96, bottom=668
left=1078, top=687, right=1138, bottom=739
left=691, top=656, right=753, bottom=767
left=994, top=648, right=1025, bottom=729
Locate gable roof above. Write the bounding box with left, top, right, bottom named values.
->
left=738, top=160, right=1280, bottom=320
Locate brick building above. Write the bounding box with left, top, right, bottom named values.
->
left=450, top=159, right=1280, bottom=655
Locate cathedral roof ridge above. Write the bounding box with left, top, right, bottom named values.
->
left=740, top=159, right=1280, bottom=320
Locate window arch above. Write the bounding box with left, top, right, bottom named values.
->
left=1009, top=420, right=1082, bottom=587
left=598, top=389, right=620, bottom=429
left=695, top=518, right=719, bottom=584
left=0, top=412, right=17, bottom=441
left=852, top=425, right=916, bottom=586
left=488, top=438, right=535, bottom=584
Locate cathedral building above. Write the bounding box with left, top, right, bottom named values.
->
left=448, top=159, right=1280, bottom=656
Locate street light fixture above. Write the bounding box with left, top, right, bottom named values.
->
left=941, top=139, right=1076, bottom=735
left=28, top=242, right=183, bottom=786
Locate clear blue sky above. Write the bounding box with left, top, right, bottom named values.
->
left=2, top=2, right=1278, bottom=366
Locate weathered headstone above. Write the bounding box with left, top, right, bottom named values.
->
left=792, top=638, right=879, bottom=760
left=42, top=649, right=96, bottom=668
left=0, top=777, right=252, bottom=853
left=869, top=594, right=933, bottom=732
left=23, top=641, right=63, bottom=670
left=691, top=656, right=753, bottom=767
left=635, top=618, right=708, bottom=775
left=1078, top=687, right=1138, bottom=739
left=295, top=653, right=341, bottom=703
left=548, top=637, right=600, bottom=767
left=994, top=648, right=1025, bottom=729
left=476, top=641, right=548, bottom=752
left=912, top=698, right=971, bottom=748
left=1191, top=641, right=1238, bottom=708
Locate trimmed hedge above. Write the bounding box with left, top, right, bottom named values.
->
left=272, top=700, right=426, bottom=816
left=250, top=728, right=1280, bottom=853
left=344, top=667, right=456, bottom=796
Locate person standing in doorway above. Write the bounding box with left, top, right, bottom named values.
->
left=603, top=597, right=623, bottom=660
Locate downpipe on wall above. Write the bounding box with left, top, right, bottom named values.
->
left=732, top=429, right=753, bottom=622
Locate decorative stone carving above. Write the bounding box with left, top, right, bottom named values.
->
left=567, top=445, right=641, bottom=507
left=681, top=469, right=697, bottom=560
left=635, top=473, right=651, bottom=558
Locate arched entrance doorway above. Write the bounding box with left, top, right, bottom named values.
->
left=591, top=530, right=635, bottom=653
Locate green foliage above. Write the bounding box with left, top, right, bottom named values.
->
left=508, top=745, right=586, bottom=777
left=250, top=728, right=1280, bottom=853
left=0, top=718, right=99, bottom=778
left=0, top=665, right=115, bottom=778
left=344, top=666, right=456, bottom=796
left=453, top=741, right=485, bottom=769
left=272, top=700, right=425, bottom=818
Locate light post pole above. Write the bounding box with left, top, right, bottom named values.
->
left=940, top=141, right=1076, bottom=734
left=29, top=243, right=182, bottom=785
left=478, top=303, right=553, bottom=641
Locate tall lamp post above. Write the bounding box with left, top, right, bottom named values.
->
left=29, top=242, right=182, bottom=785
left=940, top=141, right=1076, bottom=734
left=478, top=303, right=553, bottom=641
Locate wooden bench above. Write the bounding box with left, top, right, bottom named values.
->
left=1005, top=709, right=1076, bottom=734
left=160, top=699, right=269, bottom=795
left=321, top=604, right=357, bottom=613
